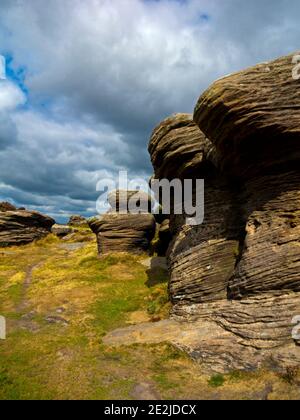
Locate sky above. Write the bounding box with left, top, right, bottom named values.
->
left=0, top=0, right=300, bottom=223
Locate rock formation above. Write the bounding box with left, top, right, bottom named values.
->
left=157, top=219, right=171, bottom=256
left=108, top=190, right=153, bottom=214
left=51, top=224, right=74, bottom=238
left=0, top=209, right=55, bottom=247
left=149, top=114, right=241, bottom=305
left=194, top=52, right=300, bottom=299
left=89, top=190, right=156, bottom=255
left=147, top=53, right=300, bottom=372
left=68, top=215, right=88, bottom=227
left=0, top=202, right=17, bottom=212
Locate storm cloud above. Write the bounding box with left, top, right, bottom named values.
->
left=0, top=0, right=299, bottom=221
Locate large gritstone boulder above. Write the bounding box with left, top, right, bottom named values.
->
left=194, top=52, right=300, bottom=299
left=89, top=190, right=156, bottom=255
left=0, top=210, right=55, bottom=247
left=88, top=213, right=156, bottom=255
left=149, top=114, right=241, bottom=305
left=189, top=52, right=300, bottom=370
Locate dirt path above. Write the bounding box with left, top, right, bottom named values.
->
left=16, top=261, right=45, bottom=313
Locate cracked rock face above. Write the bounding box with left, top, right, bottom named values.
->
left=0, top=210, right=55, bottom=247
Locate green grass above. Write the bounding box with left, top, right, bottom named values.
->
left=1, top=235, right=300, bottom=400
left=208, top=374, right=226, bottom=388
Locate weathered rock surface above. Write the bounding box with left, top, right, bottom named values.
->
left=51, top=224, right=74, bottom=238
left=194, top=52, right=300, bottom=176
left=108, top=190, right=153, bottom=213
left=0, top=202, right=17, bottom=212
left=68, top=215, right=88, bottom=227
left=0, top=210, right=55, bottom=247
left=194, top=52, right=300, bottom=299
left=104, top=295, right=300, bottom=373
left=145, top=53, right=300, bottom=372
left=149, top=114, right=241, bottom=304
left=176, top=52, right=300, bottom=370
left=89, top=213, right=156, bottom=255
left=149, top=113, right=213, bottom=179
left=157, top=219, right=171, bottom=256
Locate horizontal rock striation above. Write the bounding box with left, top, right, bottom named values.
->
left=149, top=114, right=241, bottom=305
left=89, top=213, right=156, bottom=255
left=194, top=53, right=300, bottom=177
left=108, top=190, right=153, bottom=214
left=149, top=113, right=213, bottom=180
left=0, top=210, right=55, bottom=247
left=194, top=52, right=300, bottom=301
left=144, top=53, right=300, bottom=371
left=183, top=52, right=300, bottom=369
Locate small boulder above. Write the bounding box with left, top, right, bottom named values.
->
left=68, top=215, right=88, bottom=227
left=51, top=224, right=74, bottom=238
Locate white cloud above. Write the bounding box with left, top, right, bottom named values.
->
left=0, top=80, right=26, bottom=112
left=0, top=0, right=300, bottom=221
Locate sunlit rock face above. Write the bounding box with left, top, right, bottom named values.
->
left=89, top=190, right=156, bottom=255
left=0, top=209, right=55, bottom=247
left=185, top=52, right=300, bottom=371
left=194, top=52, right=300, bottom=299
left=147, top=53, right=300, bottom=372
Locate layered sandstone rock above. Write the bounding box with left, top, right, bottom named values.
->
left=68, top=215, right=88, bottom=228
left=89, top=190, right=156, bottom=255
left=194, top=53, right=300, bottom=176
left=108, top=190, right=153, bottom=213
left=89, top=213, right=156, bottom=255
left=194, top=52, right=300, bottom=299
left=185, top=52, right=300, bottom=369
left=149, top=113, right=213, bottom=179
left=149, top=114, right=241, bottom=305
left=144, top=54, right=300, bottom=371
left=0, top=210, right=55, bottom=247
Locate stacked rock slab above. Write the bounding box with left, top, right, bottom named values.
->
left=0, top=208, right=55, bottom=246
left=149, top=114, right=241, bottom=305
left=186, top=52, right=300, bottom=370
left=89, top=190, right=156, bottom=255
left=68, top=215, right=88, bottom=228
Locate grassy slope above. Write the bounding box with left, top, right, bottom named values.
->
left=0, top=234, right=300, bottom=400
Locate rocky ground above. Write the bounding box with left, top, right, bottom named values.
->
left=1, top=231, right=300, bottom=400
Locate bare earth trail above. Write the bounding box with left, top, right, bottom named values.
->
left=17, top=261, right=45, bottom=313
left=1, top=234, right=300, bottom=400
